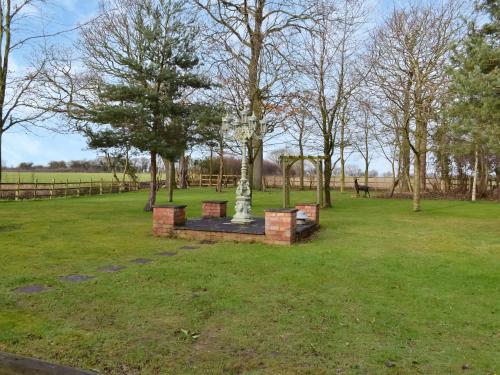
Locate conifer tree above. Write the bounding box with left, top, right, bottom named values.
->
left=79, top=0, right=209, bottom=210
left=447, top=0, right=500, bottom=200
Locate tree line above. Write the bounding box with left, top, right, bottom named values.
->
left=0, top=0, right=498, bottom=211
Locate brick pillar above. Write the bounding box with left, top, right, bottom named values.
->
left=264, top=208, right=297, bottom=245
left=153, top=204, right=187, bottom=237
left=295, top=203, right=320, bottom=225
left=202, top=200, right=227, bottom=218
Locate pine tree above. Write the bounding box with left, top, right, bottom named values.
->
left=447, top=0, right=500, bottom=200
left=79, top=0, right=209, bottom=210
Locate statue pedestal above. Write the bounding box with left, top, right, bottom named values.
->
left=231, top=177, right=254, bottom=224
left=231, top=196, right=254, bottom=224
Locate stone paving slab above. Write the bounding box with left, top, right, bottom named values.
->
left=59, top=275, right=95, bottom=283
left=12, top=285, right=51, bottom=294
left=97, top=265, right=127, bottom=273
left=0, top=351, right=98, bottom=375
left=178, top=245, right=200, bottom=250
left=130, top=258, right=153, bottom=264
left=157, top=251, right=177, bottom=257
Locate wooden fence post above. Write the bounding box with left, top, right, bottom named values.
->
left=15, top=177, right=20, bottom=201
left=34, top=178, right=38, bottom=199
left=77, top=179, right=81, bottom=197
left=100, top=179, right=103, bottom=195
left=89, top=178, right=92, bottom=196
left=50, top=178, right=55, bottom=199
left=65, top=179, right=69, bottom=198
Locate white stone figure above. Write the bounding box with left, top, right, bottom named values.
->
left=222, top=107, right=273, bottom=224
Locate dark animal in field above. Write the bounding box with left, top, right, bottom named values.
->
left=354, top=178, right=370, bottom=197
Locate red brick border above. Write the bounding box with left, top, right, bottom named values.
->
left=295, top=203, right=320, bottom=224
left=202, top=200, right=227, bottom=218
left=153, top=204, right=317, bottom=245
left=152, top=205, right=186, bottom=236
left=264, top=208, right=298, bottom=245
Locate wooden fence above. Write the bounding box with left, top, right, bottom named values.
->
left=191, top=174, right=497, bottom=192
left=192, top=174, right=240, bottom=187
left=2, top=174, right=496, bottom=201
left=0, top=179, right=146, bottom=201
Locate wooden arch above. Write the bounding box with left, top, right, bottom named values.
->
left=279, top=155, right=325, bottom=208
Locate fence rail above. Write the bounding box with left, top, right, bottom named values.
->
left=189, top=174, right=498, bottom=193
left=0, top=179, right=146, bottom=201
left=2, top=174, right=497, bottom=201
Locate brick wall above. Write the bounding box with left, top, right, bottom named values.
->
left=173, top=228, right=262, bottom=243
left=152, top=205, right=186, bottom=236
left=153, top=204, right=318, bottom=245
left=202, top=201, right=227, bottom=218
left=295, top=203, right=320, bottom=224
left=264, top=208, right=298, bottom=245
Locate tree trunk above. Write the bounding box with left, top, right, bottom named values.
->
left=324, top=156, right=332, bottom=208
left=340, top=127, right=345, bottom=193
left=216, top=147, right=224, bottom=192
left=413, top=153, right=421, bottom=211
left=419, top=119, right=428, bottom=192
left=299, top=158, right=304, bottom=191
left=168, top=159, right=175, bottom=202
left=0, top=130, right=3, bottom=183
left=252, top=139, right=263, bottom=191
left=478, top=148, right=488, bottom=198
left=209, top=146, right=213, bottom=186
left=400, top=135, right=412, bottom=192
left=472, top=146, right=478, bottom=202
left=495, top=158, right=500, bottom=202
left=440, top=153, right=451, bottom=194
left=420, top=148, right=427, bottom=192
left=400, top=77, right=412, bottom=193
left=179, top=153, right=188, bottom=189
left=144, top=150, right=157, bottom=211
left=364, top=127, right=369, bottom=187
left=364, top=160, right=369, bottom=187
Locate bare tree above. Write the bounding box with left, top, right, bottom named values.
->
left=352, top=101, right=375, bottom=187
left=0, top=0, right=54, bottom=181
left=293, top=0, right=367, bottom=207
left=195, top=0, right=313, bottom=191
left=369, top=1, right=463, bottom=210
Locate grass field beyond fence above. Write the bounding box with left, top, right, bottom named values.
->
left=0, top=189, right=499, bottom=374
left=1, top=171, right=151, bottom=183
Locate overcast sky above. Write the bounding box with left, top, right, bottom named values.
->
left=4, top=0, right=403, bottom=173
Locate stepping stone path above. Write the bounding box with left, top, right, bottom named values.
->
left=59, top=275, right=95, bottom=283
left=157, top=251, right=177, bottom=257
left=13, top=285, right=50, bottom=294
left=179, top=245, right=200, bottom=250
left=14, top=245, right=194, bottom=297
left=130, top=258, right=153, bottom=264
left=98, top=265, right=127, bottom=273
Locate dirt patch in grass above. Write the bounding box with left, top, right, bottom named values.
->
left=0, top=224, right=22, bottom=233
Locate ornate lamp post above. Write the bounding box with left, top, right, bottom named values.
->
left=222, top=108, right=273, bottom=224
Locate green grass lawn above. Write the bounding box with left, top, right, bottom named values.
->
left=1, top=171, right=151, bottom=183
left=0, top=189, right=499, bottom=374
